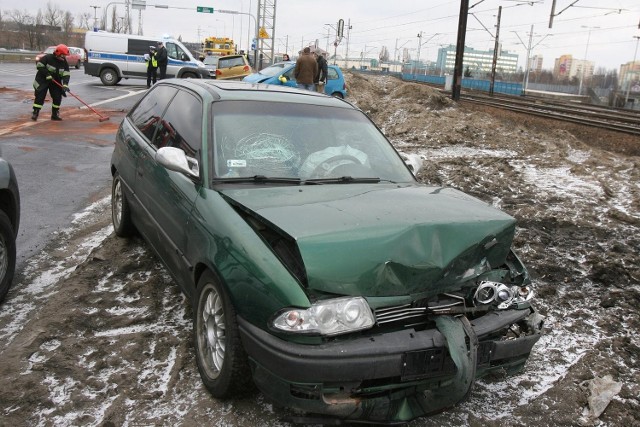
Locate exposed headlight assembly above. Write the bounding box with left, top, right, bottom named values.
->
left=272, top=297, right=375, bottom=336
left=474, top=281, right=534, bottom=309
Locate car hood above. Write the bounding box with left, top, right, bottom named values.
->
left=243, top=73, right=275, bottom=84
left=220, top=184, right=516, bottom=297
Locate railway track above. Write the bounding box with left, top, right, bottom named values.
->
left=460, top=92, right=640, bottom=136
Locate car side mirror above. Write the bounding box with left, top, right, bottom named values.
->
left=156, top=147, right=199, bottom=179
left=181, top=53, right=188, bottom=61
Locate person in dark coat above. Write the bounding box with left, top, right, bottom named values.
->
left=294, top=47, right=317, bottom=91
left=146, top=46, right=158, bottom=88
left=31, top=44, right=71, bottom=121
left=314, top=52, right=328, bottom=93
left=156, top=41, right=168, bottom=80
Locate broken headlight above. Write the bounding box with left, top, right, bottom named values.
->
left=474, top=281, right=534, bottom=309
left=272, top=297, right=375, bottom=336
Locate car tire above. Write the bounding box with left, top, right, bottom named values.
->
left=100, top=68, right=118, bottom=86
left=331, top=92, right=344, bottom=99
left=0, top=210, right=16, bottom=304
left=181, top=72, right=197, bottom=79
left=75, top=61, right=80, bottom=69
left=111, top=173, right=135, bottom=237
left=194, top=270, right=252, bottom=398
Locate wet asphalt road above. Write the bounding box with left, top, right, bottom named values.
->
left=0, top=63, right=147, bottom=271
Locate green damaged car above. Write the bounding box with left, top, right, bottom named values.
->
left=110, top=80, right=544, bottom=424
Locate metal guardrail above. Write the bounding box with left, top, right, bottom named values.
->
left=0, top=52, right=37, bottom=63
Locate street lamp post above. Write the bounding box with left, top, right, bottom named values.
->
left=578, top=26, right=599, bottom=96
left=624, top=36, right=640, bottom=107
left=90, top=5, right=100, bottom=31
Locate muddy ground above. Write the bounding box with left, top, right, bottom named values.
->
left=0, top=73, right=638, bottom=427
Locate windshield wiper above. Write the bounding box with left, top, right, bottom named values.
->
left=212, top=175, right=302, bottom=184
left=302, top=176, right=384, bottom=184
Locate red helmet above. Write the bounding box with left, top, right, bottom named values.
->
left=54, top=44, right=69, bottom=57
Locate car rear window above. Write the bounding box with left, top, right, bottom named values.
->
left=218, top=56, right=246, bottom=68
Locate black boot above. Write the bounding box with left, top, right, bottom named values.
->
left=51, top=109, right=62, bottom=121
left=31, top=108, right=39, bottom=121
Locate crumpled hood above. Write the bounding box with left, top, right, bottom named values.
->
left=220, top=184, right=516, bottom=297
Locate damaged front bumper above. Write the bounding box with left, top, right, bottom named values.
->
left=239, top=307, right=544, bottom=424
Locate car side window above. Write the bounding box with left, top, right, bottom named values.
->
left=129, top=86, right=178, bottom=141
left=283, top=68, right=295, bottom=79
left=327, top=68, right=338, bottom=81
left=152, top=89, right=202, bottom=157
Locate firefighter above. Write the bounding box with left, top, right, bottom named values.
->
left=31, top=44, right=71, bottom=121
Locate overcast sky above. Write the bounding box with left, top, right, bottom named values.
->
left=6, top=0, right=640, bottom=71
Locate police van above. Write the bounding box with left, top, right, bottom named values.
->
left=84, top=30, right=209, bottom=86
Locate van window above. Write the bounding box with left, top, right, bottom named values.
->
left=166, top=42, right=188, bottom=61
left=128, top=39, right=158, bottom=55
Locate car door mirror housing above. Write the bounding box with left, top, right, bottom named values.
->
left=156, top=147, right=199, bottom=179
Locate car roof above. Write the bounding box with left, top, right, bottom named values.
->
left=155, top=79, right=353, bottom=108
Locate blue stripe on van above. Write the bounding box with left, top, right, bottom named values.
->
left=87, top=51, right=199, bottom=66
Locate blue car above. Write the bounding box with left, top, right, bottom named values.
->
left=243, top=61, right=347, bottom=98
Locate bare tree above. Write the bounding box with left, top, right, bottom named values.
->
left=77, top=12, right=92, bottom=30
left=34, top=9, right=46, bottom=50
left=379, top=46, right=389, bottom=62
left=62, top=11, right=73, bottom=36
left=43, top=2, right=63, bottom=28
left=111, top=6, right=117, bottom=33
left=8, top=9, right=38, bottom=50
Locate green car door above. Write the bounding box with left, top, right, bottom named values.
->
left=134, top=88, right=204, bottom=291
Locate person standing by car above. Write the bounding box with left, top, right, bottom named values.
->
left=314, top=52, right=328, bottom=93
left=156, top=41, right=168, bottom=80
left=31, top=44, right=70, bottom=121
left=294, top=47, right=317, bottom=91
left=146, top=46, right=158, bottom=88
left=282, top=53, right=290, bottom=61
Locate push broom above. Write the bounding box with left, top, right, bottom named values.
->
left=51, top=79, right=110, bottom=122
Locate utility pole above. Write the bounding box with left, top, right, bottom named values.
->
left=415, top=31, right=422, bottom=77
left=325, top=26, right=331, bottom=53
left=489, top=6, right=501, bottom=95
left=344, top=19, right=351, bottom=69
left=394, top=38, right=398, bottom=73
left=578, top=26, right=599, bottom=96
left=452, top=0, right=469, bottom=101
left=512, top=26, right=551, bottom=94
left=523, top=25, right=534, bottom=94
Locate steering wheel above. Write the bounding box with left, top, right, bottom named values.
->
left=310, top=154, right=363, bottom=178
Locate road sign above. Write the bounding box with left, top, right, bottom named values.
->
left=197, top=6, right=214, bottom=13
left=258, top=27, right=269, bottom=39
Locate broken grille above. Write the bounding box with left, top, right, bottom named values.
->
left=374, top=294, right=467, bottom=326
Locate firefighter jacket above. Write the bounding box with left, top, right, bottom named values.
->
left=34, top=53, right=70, bottom=89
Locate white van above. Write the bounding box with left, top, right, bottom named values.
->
left=84, top=30, right=209, bottom=85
